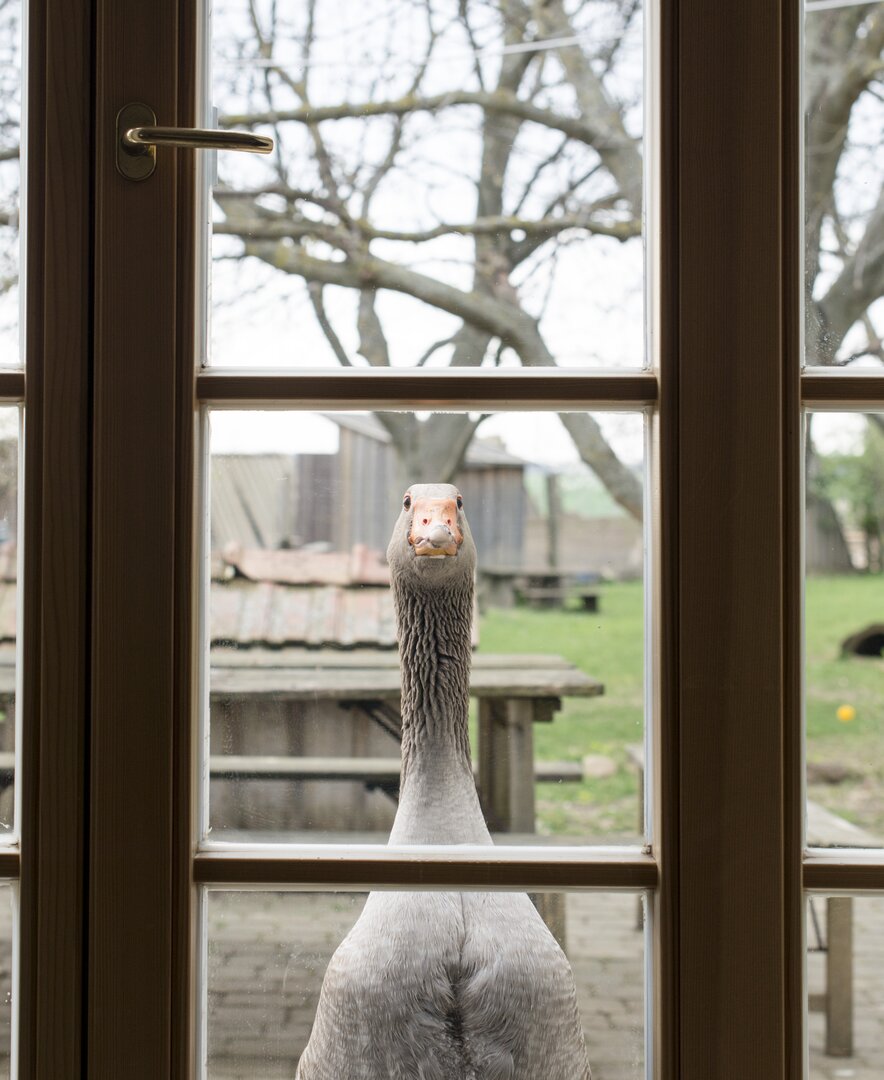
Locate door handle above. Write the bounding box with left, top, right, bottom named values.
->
left=116, top=102, right=273, bottom=181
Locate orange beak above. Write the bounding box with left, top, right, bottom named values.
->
left=408, top=497, right=463, bottom=557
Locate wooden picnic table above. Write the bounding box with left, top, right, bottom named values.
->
left=211, top=648, right=603, bottom=836
left=478, top=567, right=601, bottom=612
left=626, top=743, right=880, bottom=1058
left=211, top=648, right=603, bottom=950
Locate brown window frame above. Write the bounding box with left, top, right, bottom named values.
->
left=11, top=0, right=884, bottom=1076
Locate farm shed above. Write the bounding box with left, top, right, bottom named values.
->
left=211, top=415, right=528, bottom=569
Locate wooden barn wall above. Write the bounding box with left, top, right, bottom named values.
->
left=214, top=438, right=528, bottom=567
left=335, top=429, right=395, bottom=553
left=456, top=468, right=525, bottom=569
left=295, top=454, right=336, bottom=547
left=211, top=454, right=297, bottom=551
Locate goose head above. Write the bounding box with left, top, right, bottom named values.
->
left=387, top=482, right=476, bottom=590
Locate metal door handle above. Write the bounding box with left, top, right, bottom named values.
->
left=116, top=102, right=273, bottom=181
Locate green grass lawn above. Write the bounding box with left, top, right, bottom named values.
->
left=805, top=575, right=884, bottom=835
left=477, top=581, right=644, bottom=840
left=476, top=575, right=884, bottom=840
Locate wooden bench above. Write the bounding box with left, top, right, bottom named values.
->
left=211, top=649, right=602, bottom=837
left=517, top=586, right=599, bottom=612
left=210, top=651, right=603, bottom=949
left=626, top=743, right=880, bottom=1058
left=478, top=567, right=601, bottom=612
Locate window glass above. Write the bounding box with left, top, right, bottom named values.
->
left=804, top=1, right=884, bottom=369
left=206, top=0, right=645, bottom=370
left=204, top=888, right=646, bottom=1079
left=0, top=884, right=12, bottom=1076
left=805, top=411, right=883, bottom=847
left=203, top=409, right=646, bottom=847
left=0, top=0, right=22, bottom=368
left=806, top=894, right=884, bottom=1075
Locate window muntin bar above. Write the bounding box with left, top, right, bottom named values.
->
left=804, top=855, right=884, bottom=891
left=802, top=374, right=884, bottom=407
left=193, top=848, right=658, bottom=890
left=196, top=370, right=659, bottom=409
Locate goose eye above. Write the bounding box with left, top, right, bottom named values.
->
left=403, top=494, right=411, bottom=510
left=456, top=495, right=463, bottom=510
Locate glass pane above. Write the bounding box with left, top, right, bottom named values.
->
left=203, top=409, right=646, bottom=846
left=805, top=412, right=883, bottom=847
left=804, top=2, right=884, bottom=369
left=0, top=0, right=22, bottom=367
left=205, top=888, right=646, bottom=1079
left=807, top=894, right=884, bottom=1076
left=206, top=0, right=645, bottom=370
left=0, top=885, right=11, bottom=1077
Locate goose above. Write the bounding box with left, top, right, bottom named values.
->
left=296, top=483, right=591, bottom=1080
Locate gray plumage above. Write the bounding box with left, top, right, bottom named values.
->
left=296, top=484, right=591, bottom=1080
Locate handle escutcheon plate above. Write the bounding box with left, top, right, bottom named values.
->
left=116, top=103, right=158, bottom=181
left=116, top=102, right=274, bottom=181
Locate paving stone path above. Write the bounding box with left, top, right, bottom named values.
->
left=206, top=891, right=884, bottom=1079
left=0, top=885, right=876, bottom=1075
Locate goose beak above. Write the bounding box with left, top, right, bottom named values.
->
left=408, top=497, right=462, bottom=557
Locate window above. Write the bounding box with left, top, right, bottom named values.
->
left=14, top=0, right=884, bottom=1078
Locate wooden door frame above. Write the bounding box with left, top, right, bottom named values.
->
left=24, top=0, right=881, bottom=1077
left=18, top=0, right=93, bottom=1075
left=661, top=0, right=804, bottom=1074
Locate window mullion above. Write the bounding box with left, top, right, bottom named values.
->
left=19, top=0, right=93, bottom=1075
left=669, top=0, right=803, bottom=1078
left=90, top=0, right=190, bottom=1074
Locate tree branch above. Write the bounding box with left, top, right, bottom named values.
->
left=357, top=289, right=391, bottom=367
left=536, top=0, right=643, bottom=213
left=814, top=179, right=884, bottom=362
left=219, top=89, right=635, bottom=150
left=235, top=236, right=644, bottom=516
left=306, top=283, right=354, bottom=367
left=804, top=7, right=884, bottom=277
left=211, top=210, right=638, bottom=245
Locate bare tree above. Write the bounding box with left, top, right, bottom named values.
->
left=212, top=0, right=646, bottom=514
left=0, top=0, right=21, bottom=351
left=210, top=0, right=884, bottom=519
left=805, top=2, right=884, bottom=369
left=0, top=1, right=880, bottom=520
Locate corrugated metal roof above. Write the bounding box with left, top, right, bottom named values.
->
left=218, top=543, right=389, bottom=586
left=210, top=580, right=397, bottom=649
left=210, top=545, right=395, bottom=648
left=0, top=543, right=478, bottom=650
